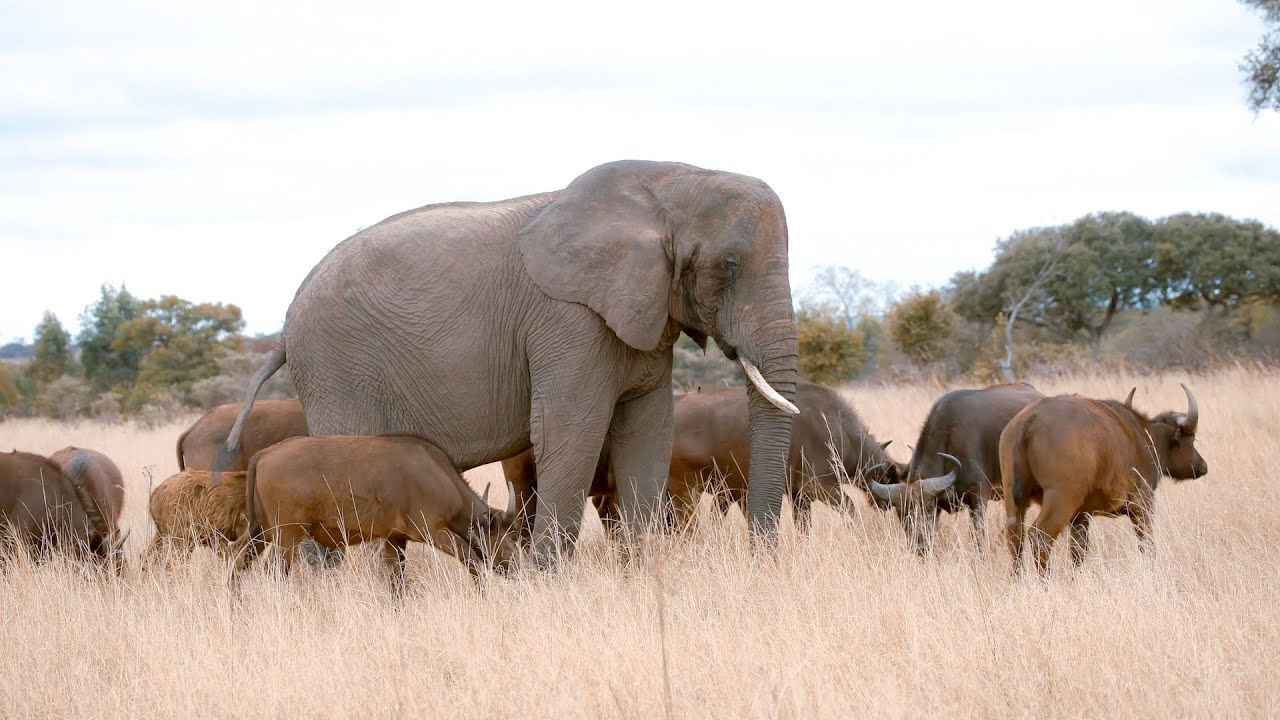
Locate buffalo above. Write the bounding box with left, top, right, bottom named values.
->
left=865, top=383, right=1045, bottom=553
left=1001, top=384, right=1208, bottom=574
left=146, top=470, right=250, bottom=565
left=505, top=381, right=903, bottom=536
left=234, top=435, right=522, bottom=589
left=177, top=399, right=308, bottom=472
left=0, top=449, right=126, bottom=565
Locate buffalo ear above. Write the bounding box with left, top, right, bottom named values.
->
left=519, top=164, right=675, bottom=352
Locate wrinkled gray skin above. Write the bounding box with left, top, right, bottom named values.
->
left=218, top=160, right=800, bottom=559
left=868, top=383, right=1045, bottom=554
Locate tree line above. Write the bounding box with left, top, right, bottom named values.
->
left=3, top=210, right=1278, bottom=419
left=0, top=286, right=294, bottom=421
left=775, top=211, right=1280, bottom=387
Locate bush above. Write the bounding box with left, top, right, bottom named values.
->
left=188, top=349, right=298, bottom=409
left=91, top=392, right=123, bottom=423
left=885, top=289, right=956, bottom=365
left=37, top=376, right=93, bottom=420
left=796, top=308, right=867, bottom=385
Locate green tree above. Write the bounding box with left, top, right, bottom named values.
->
left=1151, top=213, right=1280, bottom=311
left=951, top=214, right=1153, bottom=355
left=30, top=311, right=72, bottom=385
left=885, top=289, right=955, bottom=365
left=78, top=284, right=143, bottom=392
left=112, top=296, right=245, bottom=409
left=796, top=305, right=868, bottom=384
left=1240, top=0, right=1280, bottom=113
left=0, top=363, right=20, bottom=414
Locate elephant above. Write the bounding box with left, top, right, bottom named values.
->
left=217, top=160, right=800, bottom=559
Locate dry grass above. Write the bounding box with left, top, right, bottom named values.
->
left=1, top=366, right=1277, bottom=718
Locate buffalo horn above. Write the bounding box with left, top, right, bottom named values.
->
left=917, top=453, right=961, bottom=498
left=506, top=481, right=518, bottom=518
left=866, top=477, right=906, bottom=505
left=1124, top=387, right=1136, bottom=410
left=1180, top=383, right=1199, bottom=433
left=738, top=357, right=800, bottom=415
left=482, top=482, right=492, bottom=506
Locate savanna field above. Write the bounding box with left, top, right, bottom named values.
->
left=1, top=367, right=1278, bottom=718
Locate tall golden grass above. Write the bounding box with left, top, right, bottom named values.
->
left=1, top=366, right=1277, bottom=718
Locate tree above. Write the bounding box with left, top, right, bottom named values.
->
left=1151, top=213, right=1280, bottom=311
left=78, top=284, right=143, bottom=392
left=994, top=228, right=1066, bottom=381
left=952, top=214, right=1153, bottom=356
left=885, top=289, right=956, bottom=365
left=805, top=265, right=884, bottom=327
left=111, top=296, right=245, bottom=408
left=795, top=305, right=868, bottom=384
left=29, top=311, right=72, bottom=385
left=0, top=363, right=20, bottom=415
left=1240, top=0, right=1280, bottom=113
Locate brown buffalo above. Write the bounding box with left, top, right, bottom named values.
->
left=0, top=449, right=124, bottom=565
left=1001, top=384, right=1208, bottom=574
left=48, top=446, right=126, bottom=539
left=234, top=435, right=522, bottom=589
left=865, top=382, right=1045, bottom=553
left=177, top=399, right=308, bottom=472
left=146, top=470, right=249, bottom=564
left=505, top=381, right=902, bottom=536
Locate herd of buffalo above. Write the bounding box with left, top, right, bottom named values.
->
left=0, top=378, right=1208, bottom=584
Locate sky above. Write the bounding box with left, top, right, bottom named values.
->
left=2, top=0, right=1278, bottom=340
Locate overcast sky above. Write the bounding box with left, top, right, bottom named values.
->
left=2, top=0, right=1278, bottom=340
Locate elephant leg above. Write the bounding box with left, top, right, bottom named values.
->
left=527, top=392, right=613, bottom=564
left=608, top=385, right=675, bottom=537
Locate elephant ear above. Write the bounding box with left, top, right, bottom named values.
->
left=519, top=165, right=674, bottom=352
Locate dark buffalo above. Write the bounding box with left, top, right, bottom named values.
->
left=505, top=381, right=909, bottom=537
left=1000, top=384, right=1208, bottom=574
left=865, top=382, right=1045, bottom=553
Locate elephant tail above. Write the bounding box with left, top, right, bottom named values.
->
left=212, top=341, right=286, bottom=486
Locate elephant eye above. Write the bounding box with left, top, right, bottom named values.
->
left=722, top=257, right=740, bottom=279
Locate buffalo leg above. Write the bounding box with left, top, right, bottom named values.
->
left=792, top=493, right=813, bottom=534
left=1029, top=494, right=1077, bottom=576
left=592, top=494, right=623, bottom=542
left=1128, top=500, right=1155, bottom=557
left=382, top=538, right=408, bottom=593
left=1005, top=504, right=1027, bottom=575
left=1068, top=513, right=1091, bottom=566
left=667, top=479, right=700, bottom=532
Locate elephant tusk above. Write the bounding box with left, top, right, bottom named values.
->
left=738, top=357, right=799, bottom=415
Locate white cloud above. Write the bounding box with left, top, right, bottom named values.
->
left=1, top=0, right=1278, bottom=339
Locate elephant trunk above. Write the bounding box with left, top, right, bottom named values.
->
left=742, top=301, right=799, bottom=540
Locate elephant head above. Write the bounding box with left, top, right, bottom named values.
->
left=519, top=160, right=800, bottom=535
